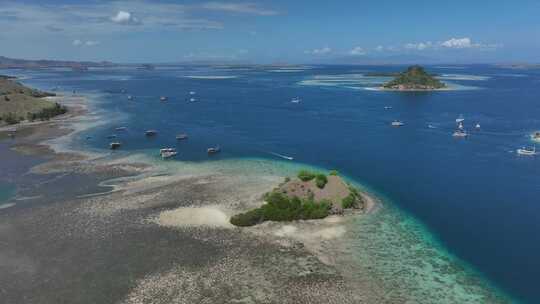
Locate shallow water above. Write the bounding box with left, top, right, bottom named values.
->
left=0, top=182, right=17, bottom=203
left=3, top=64, right=540, bottom=303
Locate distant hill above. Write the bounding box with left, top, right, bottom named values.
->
left=0, top=56, right=115, bottom=69
left=382, top=65, right=446, bottom=90
left=0, top=76, right=65, bottom=125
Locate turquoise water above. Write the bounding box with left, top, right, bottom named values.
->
left=0, top=182, right=16, bottom=206
left=4, top=64, right=539, bottom=302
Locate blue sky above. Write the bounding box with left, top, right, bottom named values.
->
left=1, top=0, right=539, bottom=63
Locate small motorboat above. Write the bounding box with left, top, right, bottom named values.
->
left=384, top=106, right=392, bottom=110
left=517, top=146, right=537, bottom=156
left=189, top=91, right=196, bottom=95
left=531, top=132, right=540, bottom=141
left=160, top=96, right=168, bottom=102
left=391, top=120, right=404, bottom=127
left=475, top=123, right=481, bottom=129
left=456, top=114, right=465, bottom=124
left=189, top=97, right=196, bottom=102
left=291, top=97, right=301, bottom=103
left=115, top=127, right=127, bottom=131
left=453, top=130, right=469, bottom=137
left=207, top=146, right=221, bottom=154
left=107, top=134, right=118, bottom=139
left=176, top=133, right=188, bottom=140
left=145, top=130, right=157, bottom=136
left=428, top=124, right=436, bottom=129
left=120, top=89, right=127, bottom=94
left=127, top=95, right=133, bottom=101
left=160, top=148, right=178, bottom=159
left=110, top=142, right=121, bottom=150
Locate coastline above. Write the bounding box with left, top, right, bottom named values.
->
left=0, top=87, right=514, bottom=303
left=0, top=91, right=391, bottom=303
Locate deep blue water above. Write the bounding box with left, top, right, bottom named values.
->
left=4, top=65, right=540, bottom=303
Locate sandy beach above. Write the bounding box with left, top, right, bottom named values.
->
left=0, top=93, right=391, bottom=303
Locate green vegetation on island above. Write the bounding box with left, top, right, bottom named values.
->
left=230, top=170, right=364, bottom=227
left=382, top=65, right=446, bottom=90
left=0, top=76, right=66, bottom=125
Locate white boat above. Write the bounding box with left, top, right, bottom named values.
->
left=176, top=133, right=188, bottom=140
left=428, top=124, right=436, bottom=129
left=145, top=130, right=157, bottom=136
left=189, top=97, right=196, bottom=102
left=475, top=123, right=481, bottom=129
left=384, top=106, right=392, bottom=110
left=160, top=96, right=168, bottom=102
left=207, top=146, right=221, bottom=154
left=291, top=97, right=301, bottom=103
left=531, top=132, right=540, bottom=141
left=127, top=95, right=133, bottom=100
left=391, top=120, right=404, bottom=127
left=517, top=146, right=537, bottom=156
left=189, top=91, right=196, bottom=95
left=160, top=148, right=178, bottom=159
left=456, top=114, right=465, bottom=123
left=453, top=130, right=469, bottom=137
left=115, top=127, right=127, bottom=131
left=110, top=142, right=121, bottom=150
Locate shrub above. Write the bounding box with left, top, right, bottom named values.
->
left=298, top=170, right=315, bottom=181
left=315, top=174, right=328, bottom=189
left=341, top=193, right=356, bottom=209
left=3, top=113, right=19, bottom=125
left=230, top=208, right=263, bottom=227
left=329, top=170, right=338, bottom=176
left=230, top=191, right=331, bottom=227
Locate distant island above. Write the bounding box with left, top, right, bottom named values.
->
left=382, top=65, right=446, bottom=91
left=230, top=170, right=364, bottom=226
left=0, top=75, right=66, bottom=125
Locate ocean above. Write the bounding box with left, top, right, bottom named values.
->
left=3, top=64, right=539, bottom=303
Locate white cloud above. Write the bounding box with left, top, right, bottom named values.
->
left=0, top=1, right=226, bottom=37
left=201, top=2, right=278, bottom=15
left=305, top=47, right=332, bottom=55
left=349, top=46, right=366, bottom=56
left=85, top=40, right=100, bottom=46
left=73, top=39, right=100, bottom=47
left=440, top=37, right=474, bottom=48
left=111, top=11, right=141, bottom=25
left=404, top=41, right=433, bottom=51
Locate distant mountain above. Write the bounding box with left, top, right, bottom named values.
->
left=0, top=56, right=115, bottom=69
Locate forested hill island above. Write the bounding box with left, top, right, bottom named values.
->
left=381, top=65, right=447, bottom=91
left=230, top=170, right=365, bottom=227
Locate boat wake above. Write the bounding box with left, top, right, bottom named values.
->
left=268, top=151, right=294, bottom=160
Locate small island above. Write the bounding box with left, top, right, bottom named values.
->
left=382, top=65, right=446, bottom=91
left=0, top=75, right=66, bottom=125
left=230, top=170, right=364, bottom=227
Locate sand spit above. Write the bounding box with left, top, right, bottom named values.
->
left=157, top=206, right=233, bottom=229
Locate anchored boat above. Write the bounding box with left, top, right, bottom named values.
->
left=391, top=120, right=404, bottom=127
left=176, top=133, right=188, bottom=140
left=145, top=130, right=157, bottom=136
left=207, top=146, right=221, bottom=154
left=291, top=97, right=301, bottom=103
left=110, top=142, right=121, bottom=150
left=517, top=146, right=537, bottom=156
left=160, top=148, right=178, bottom=159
